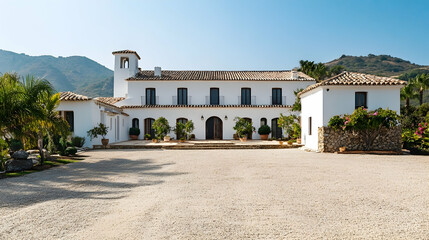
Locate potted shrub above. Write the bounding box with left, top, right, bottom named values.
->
left=179, top=137, right=186, bottom=143
left=189, top=134, right=196, bottom=140
left=87, top=123, right=109, bottom=146
left=152, top=117, right=171, bottom=142
left=233, top=117, right=255, bottom=142
left=278, top=138, right=284, bottom=145
left=144, top=133, right=152, bottom=140
left=129, top=127, right=140, bottom=140
left=174, top=122, right=186, bottom=140
left=184, top=120, right=195, bottom=140
left=258, top=125, right=271, bottom=140
left=287, top=139, right=294, bottom=145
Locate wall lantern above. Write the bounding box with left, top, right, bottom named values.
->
left=201, top=115, right=204, bottom=120
left=224, top=115, right=228, bottom=120
left=327, top=88, right=330, bottom=92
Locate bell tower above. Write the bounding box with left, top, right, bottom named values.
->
left=112, top=50, right=140, bottom=98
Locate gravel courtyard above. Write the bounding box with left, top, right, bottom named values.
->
left=0, top=149, right=428, bottom=239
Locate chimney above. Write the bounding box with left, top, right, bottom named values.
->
left=154, top=67, right=161, bottom=77
left=291, top=70, right=298, bottom=79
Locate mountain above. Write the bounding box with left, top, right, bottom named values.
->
left=0, top=49, right=113, bottom=97
left=325, top=54, right=429, bottom=78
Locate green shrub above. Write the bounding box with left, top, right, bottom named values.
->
left=87, top=123, right=109, bottom=140
left=71, top=136, right=85, bottom=148
left=144, top=133, right=152, bottom=140
left=258, top=125, right=271, bottom=135
left=233, top=117, right=255, bottom=138
left=152, top=117, right=171, bottom=140
left=278, top=114, right=300, bottom=139
left=64, top=147, right=77, bottom=156
left=174, top=122, right=186, bottom=140
left=9, top=139, right=23, bottom=152
left=129, top=127, right=141, bottom=136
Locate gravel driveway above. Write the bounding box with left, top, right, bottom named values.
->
left=0, top=149, right=428, bottom=239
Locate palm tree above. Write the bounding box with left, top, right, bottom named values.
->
left=412, top=74, right=429, bottom=105
left=400, top=81, right=418, bottom=109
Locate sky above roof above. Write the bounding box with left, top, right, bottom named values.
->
left=1, top=0, right=428, bottom=71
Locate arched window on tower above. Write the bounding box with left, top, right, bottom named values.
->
left=120, top=57, right=129, bottom=69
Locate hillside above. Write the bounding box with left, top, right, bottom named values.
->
left=0, top=49, right=113, bottom=97
left=325, top=54, right=429, bottom=78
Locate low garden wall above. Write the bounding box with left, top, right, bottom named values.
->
left=318, top=126, right=402, bottom=153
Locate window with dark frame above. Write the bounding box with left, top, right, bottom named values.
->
left=65, top=111, right=74, bottom=132
left=132, top=118, right=139, bottom=128
left=210, top=88, right=219, bottom=105
left=308, top=117, right=312, bottom=135
left=260, top=118, right=267, bottom=126
left=355, top=92, right=367, bottom=109
left=241, top=88, right=251, bottom=105
left=146, top=88, right=156, bottom=105
left=177, top=88, right=188, bottom=105
left=272, top=88, right=282, bottom=105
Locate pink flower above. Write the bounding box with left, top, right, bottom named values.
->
left=373, top=112, right=378, bottom=116
left=419, top=127, right=423, bottom=131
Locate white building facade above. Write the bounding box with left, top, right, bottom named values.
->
left=299, top=72, right=406, bottom=151
left=59, top=49, right=317, bottom=146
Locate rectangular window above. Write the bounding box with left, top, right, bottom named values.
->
left=65, top=111, right=74, bottom=132
left=210, top=88, right=219, bottom=105
left=272, top=88, right=282, bottom=105
left=355, top=92, right=367, bottom=109
left=177, top=88, right=188, bottom=105
left=146, top=88, right=156, bottom=105
left=308, top=117, right=312, bottom=135
left=241, top=88, right=251, bottom=105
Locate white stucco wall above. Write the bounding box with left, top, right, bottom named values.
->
left=123, top=107, right=298, bottom=140
left=321, top=85, right=402, bottom=125
left=300, top=88, right=324, bottom=150
left=300, top=85, right=403, bottom=151
left=118, top=80, right=314, bottom=106
left=58, top=101, right=129, bottom=147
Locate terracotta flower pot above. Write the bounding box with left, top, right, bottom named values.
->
left=152, top=139, right=159, bottom=143
left=260, top=134, right=269, bottom=140
left=297, top=138, right=301, bottom=144
left=279, top=141, right=284, bottom=145
left=101, top=139, right=109, bottom=146
left=164, top=136, right=171, bottom=142
left=339, top=147, right=346, bottom=152
left=179, top=139, right=185, bottom=143
left=129, top=135, right=138, bottom=140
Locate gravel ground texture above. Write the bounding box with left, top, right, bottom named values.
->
left=0, top=149, right=428, bottom=239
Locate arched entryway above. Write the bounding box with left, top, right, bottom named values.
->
left=243, top=117, right=253, bottom=139
left=144, top=118, right=155, bottom=139
left=206, top=116, right=223, bottom=140
left=271, top=118, right=282, bottom=139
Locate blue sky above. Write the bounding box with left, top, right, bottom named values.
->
left=0, top=0, right=428, bottom=70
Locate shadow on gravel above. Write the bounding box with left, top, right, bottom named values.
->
left=0, top=157, right=187, bottom=208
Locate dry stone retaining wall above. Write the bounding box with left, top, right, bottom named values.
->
left=318, top=126, right=402, bottom=152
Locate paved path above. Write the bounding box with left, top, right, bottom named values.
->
left=0, top=149, right=428, bottom=239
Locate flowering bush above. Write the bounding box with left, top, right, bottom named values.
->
left=328, top=107, right=399, bottom=150
left=402, top=122, right=429, bottom=154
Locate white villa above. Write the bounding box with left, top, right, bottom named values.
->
left=58, top=50, right=316, bottom=147
left=299, top=72, right=406, bottom=151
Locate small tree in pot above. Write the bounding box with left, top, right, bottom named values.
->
left=152, top=117, right=171, bottom=141
left=87, top=123, right=109, bottom=146
left=258, top=125, right=271, bottom=140
left=233, top=117, right=255, bottom=142
left=129, top=127, right=140, bottom=140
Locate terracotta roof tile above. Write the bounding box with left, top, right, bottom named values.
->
left=127, top=70, right=314, bottom=81
left=121, top=105, right=292, bottom=109
left=298, top=72, right=407, bottom=97
left=112, top=50, right=141, bottom=60
left=59, top=92, right=92, bottom=101
left=96, top=97, right=125, bottom=105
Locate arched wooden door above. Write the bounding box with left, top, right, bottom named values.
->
left=206, top=117, right=223, bottom=140
left=243, top=117, right=252, bottom=139
left=271, top=118, right=282, bottom=139
left=144, top=118, right=155, bottom=139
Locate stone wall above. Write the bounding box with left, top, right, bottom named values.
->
left=318, top=126, right=402, bottom=152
